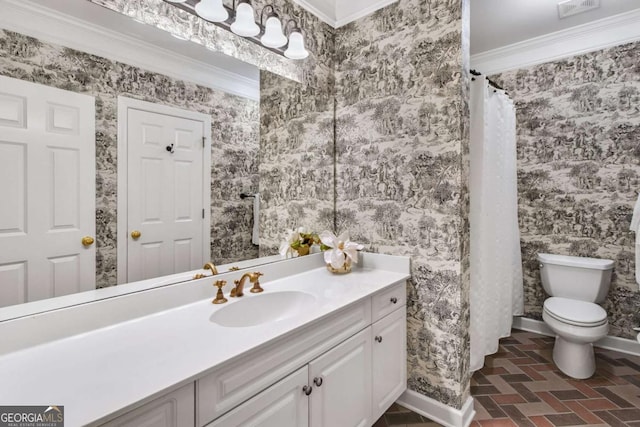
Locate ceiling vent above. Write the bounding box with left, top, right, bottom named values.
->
left=557, top=0, right=601, bottom=19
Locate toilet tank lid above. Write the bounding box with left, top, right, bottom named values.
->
left=537, top=253, right=614, bottom=270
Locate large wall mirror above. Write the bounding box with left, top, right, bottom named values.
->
left=0, top=0, right=334, bottom=317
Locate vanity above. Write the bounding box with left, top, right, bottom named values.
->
left=0, top=253, right=409, bottom=427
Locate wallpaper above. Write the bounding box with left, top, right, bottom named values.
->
left=335, top=0, right=471, bottom=409
left=255, top=1, right=336, bottom=256
left=0, top=29, right=259, bottom=288
left=493, top=41, right=640, bottom=340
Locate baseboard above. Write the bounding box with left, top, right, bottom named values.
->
left=396, top=390, right=475, bottom=427
left=512, top=317, right=640, bottom=357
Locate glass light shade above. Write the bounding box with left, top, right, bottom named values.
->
left=260, top=16, right=287, bottom=48
left=195, top=0, right=228, bottom=22
left=230, top=2, right=260, bottom=37
left=284, top=31, right=308, bottom=60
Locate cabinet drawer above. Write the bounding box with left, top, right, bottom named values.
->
left=197, top=300, right=371, bottom=426
left=98, top=383, right=194, bottom=427
left=371, top=281, right=406, bottom=322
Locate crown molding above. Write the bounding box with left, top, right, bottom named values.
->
left=334, top=0, right=398, bottom=28
left=293, top=0, right=337, bottom=27
left=0, top=0, right=259, bottom=100
left=471, top=8, right=640, bottom=75
left=293, top=0, right=397, bottom=28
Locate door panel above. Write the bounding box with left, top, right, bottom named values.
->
left=309, top=328, right=372, bottom=427
left=372, top=308, right=407, bottom=421
left=0, top=76, right=95, bottom=307
left=126, top=108, right=205, bottom=282
left=207, top=366, right=309, bottom=427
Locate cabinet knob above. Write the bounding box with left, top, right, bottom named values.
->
left=303, top=385, right=313, bottom=396
left=313, top=377, right=323, bottom=387
left=131, top=230, right=141, bottom=240
left=390, top=297, right=398, bottom=304
left=375, top=335, right=383, bottom=343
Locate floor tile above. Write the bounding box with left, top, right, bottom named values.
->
left=378, top=329, right=640, bottom=427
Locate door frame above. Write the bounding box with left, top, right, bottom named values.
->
left=116, top=96, right=212, bottom=285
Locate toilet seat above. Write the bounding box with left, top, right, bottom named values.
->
left=543, top=297, right=607, bottom=327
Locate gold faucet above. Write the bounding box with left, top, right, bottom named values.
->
left=194, top=262, right=219, bottom=280
left=230, top=272, right=264, bottom=297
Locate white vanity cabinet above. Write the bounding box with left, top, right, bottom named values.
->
left=201, top=280, right=407, bottom=427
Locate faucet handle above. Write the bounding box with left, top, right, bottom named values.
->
left=250, top=271, right=264, bottom=293
left=212, top=280, right=228, bottom=304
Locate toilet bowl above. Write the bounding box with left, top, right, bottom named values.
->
left=542, top=297, right=608, bottom=379
left=538, top=253, right=614, bottom=379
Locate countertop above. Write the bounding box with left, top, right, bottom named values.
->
left=0, top=262, right=409, bottom=426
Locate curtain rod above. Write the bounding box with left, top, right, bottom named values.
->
left=470, top=69, right=507, bottom=94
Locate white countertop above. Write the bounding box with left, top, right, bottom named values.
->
left=0, top=260, right=409, bottom=426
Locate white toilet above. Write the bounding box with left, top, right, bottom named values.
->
left=538, top=253, right=614, bottom=379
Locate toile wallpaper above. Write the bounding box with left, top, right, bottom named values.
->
left=493, top=41, right=640, bottom=339
left=0, top=29, right=259, bottom=288
left=335, top=0, right=471, bottom=409
left=255, top=1, right=336, bottom=256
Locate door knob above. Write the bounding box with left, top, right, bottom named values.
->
left=81, top=236, right=94, bottom=246
left=131, top=230, right=141, bottom=240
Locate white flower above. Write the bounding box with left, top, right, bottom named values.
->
left=320, top=230, right=364, bottom=269
left=279, top=229, right=300, bottom=258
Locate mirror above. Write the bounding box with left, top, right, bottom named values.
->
left=0, top=1, right=330, bottom=314
left=470, top=1, right=640, bottom=338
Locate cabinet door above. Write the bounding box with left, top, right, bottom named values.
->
left=207, top=366, right=309, bottom=427
left=372, top=308, right=407, bottom=421
left=99, top=383, right=194, bottom=427
left=309, top=328, right=372, bottom=427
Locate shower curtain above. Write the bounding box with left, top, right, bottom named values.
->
left=469, top=76, right=524, bottom=372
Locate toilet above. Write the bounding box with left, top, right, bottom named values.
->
left=538, top=253, right=614, bottom=379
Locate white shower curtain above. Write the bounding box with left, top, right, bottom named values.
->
left=469, top=76, right=524, bottom=372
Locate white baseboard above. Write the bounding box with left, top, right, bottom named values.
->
left=512, top=317, right=640, bottom=357
left=396, top=390, right=475, bottom=427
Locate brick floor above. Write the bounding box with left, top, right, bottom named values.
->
left=375, top=329, right=640, bottom=426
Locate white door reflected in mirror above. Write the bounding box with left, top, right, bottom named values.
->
left=0, top=76, right=96, bottom=308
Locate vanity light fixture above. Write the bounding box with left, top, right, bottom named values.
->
left=195, top=0, right=228, bottom=22
left=259, top=6, right=287, bottom=48
left=164, top=0, right=308, bottom=60
left=284, top=20, right=308, bottom=60
left=230, top=0, right=260, bottom=37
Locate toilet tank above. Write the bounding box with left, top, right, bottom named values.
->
left=537, top=253, right=614, bottom=303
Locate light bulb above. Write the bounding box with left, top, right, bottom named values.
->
left=284, top=31, right=308, bottom=60
left=195, top=0, right=228, bottom=22
left=230, top=2, right=260, bottom=37
left=260, top=15, right=287, bottom=48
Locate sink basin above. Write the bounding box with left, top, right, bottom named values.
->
left=210, top=291, right=316, bottom=328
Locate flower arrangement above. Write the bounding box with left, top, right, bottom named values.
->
left=320, top=231, right=364, bottom=273
left=279, top=227, right=322, bottom=258
left=280, top=228, right=364, bottom=273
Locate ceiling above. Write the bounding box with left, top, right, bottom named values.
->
left=471, top=0, right=640, bottom=54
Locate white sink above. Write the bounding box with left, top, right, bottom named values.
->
left=209, top=291, right=316, bottom=328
